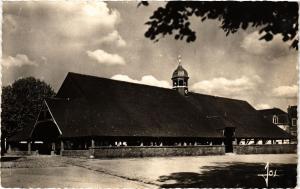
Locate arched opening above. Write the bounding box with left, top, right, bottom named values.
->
left=179, top=80, right=183, bottom=86
left=31, top=121, right=61, bottom=154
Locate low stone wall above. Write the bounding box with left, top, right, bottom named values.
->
left=93, top=145, right=225, bottom=158
left=61, top=150, right=90, bottom=158
left=6, top=150, right=38, bottom=156
left=61, top=146, right=225, bottom=158
left=233, top=144, right=297, bottom=154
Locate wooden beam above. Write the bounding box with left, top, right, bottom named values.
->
left=246, top=139, right=250, bottom=145
left=36, top=119, right=53, bottom=124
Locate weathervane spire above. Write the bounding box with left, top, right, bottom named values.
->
left=177, top=55, right=182, bottom=66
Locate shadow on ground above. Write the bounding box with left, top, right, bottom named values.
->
left=157, top=162, right=296, bottom=188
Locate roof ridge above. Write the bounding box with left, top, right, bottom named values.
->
left=188, top=91, right=248, bottom=103
left=66, top=72, right=255, bottom=103
left=67, top=72, right=175, bottom=91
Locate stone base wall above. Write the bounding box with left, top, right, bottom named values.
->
left=93, top=145, right=225, bottom=158
left=6, top=150, right=38, bottom=156
left=61, top=150, right=90, bottom=158
left=233, top=144, right=297, bottom=154
left=61, top=145, right=225, bottom=158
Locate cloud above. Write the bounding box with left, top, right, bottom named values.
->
left=191, top=75, right=262, bottom=97
left=6, top=2, right=125, bottom=49
left=255, top=103, right=271, bottom=110
left=47, top=1, right=120, bottom=38
left=97, top=30, right=126, bottom=47
left=2, top=54, right=37, bottom=68
left=271, top=85, right=298, bottom=99
left=241, top=31, right=289, bottom=57
left=111, top=74, right=171, bottom=88
left=87, top=49, right=126, bottom=65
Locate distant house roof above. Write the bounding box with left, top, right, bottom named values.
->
left=258, top=108, right=289, bottom=125
left=11, top=72, right=286, bottom=141
left=258, top=108, right=287, bottom=116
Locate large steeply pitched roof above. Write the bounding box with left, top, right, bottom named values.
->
left=39, top=72, right=292, bottom=139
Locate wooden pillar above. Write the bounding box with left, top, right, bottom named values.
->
left=27, top=141, right=31, bottom=155
left=52, top=142, right=56, bottom=151
left=60, top=140, right=64, bottom=155
left=91, top=139, right=95, bottom=148
left=90, top=139, right=95, bottom=159
left=8, top=144, right=11, bottom=153
left=51, top=142, right=56, bottom=156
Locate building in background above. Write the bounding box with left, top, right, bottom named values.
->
left=287, top=106, right=297, bottom=137
left=258, top=108, right=289, bottom=132
left=259, top=106, right=297, bottom=142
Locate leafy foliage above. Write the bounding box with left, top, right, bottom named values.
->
left=144, top=1, right=298, bottom=49
left=1, top=77, right=55, bottom=138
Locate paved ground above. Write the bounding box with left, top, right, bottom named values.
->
left=1, top=154, right=297, bottom=188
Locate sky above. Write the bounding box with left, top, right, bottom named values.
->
left=2, top=1, right=298, bottom=111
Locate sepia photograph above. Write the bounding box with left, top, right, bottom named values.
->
left=1, top=1, right=298, bottom=188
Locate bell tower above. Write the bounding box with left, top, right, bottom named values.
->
left=172, top=55, right=189, bottom=96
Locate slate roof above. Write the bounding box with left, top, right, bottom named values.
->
left=31, top=72, right=290, bottom=140
left=258, top=108, right=289, bottom=125
left=258, top=108, right=287, bottom=116
left=186, top=93, right=292, bottom=138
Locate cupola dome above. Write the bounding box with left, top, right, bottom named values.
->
left=172, top=64, right=189, bottom=79
left=171, top=55, right=189, bottom=96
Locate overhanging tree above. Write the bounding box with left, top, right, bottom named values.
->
left=1, top=77, right=55, bottom=154
left=142, top=1, right=298, bottom=49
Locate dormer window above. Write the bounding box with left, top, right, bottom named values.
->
left=273, top=115, right=278, bottom=124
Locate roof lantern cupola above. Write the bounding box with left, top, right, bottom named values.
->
left=171, top=55, right=189, bottom=96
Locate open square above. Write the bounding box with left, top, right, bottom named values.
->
left=1, top=154, right=297, bottom=188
